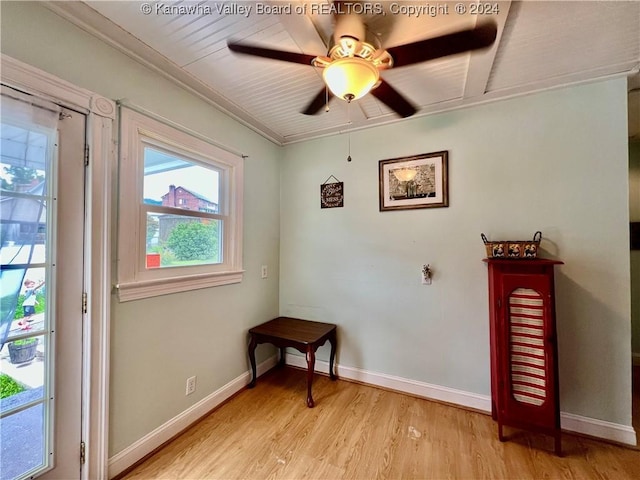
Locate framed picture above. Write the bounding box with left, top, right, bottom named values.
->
left=379, top=151, right=449, bottom=211
left=320, top=181, right=344, bottom=209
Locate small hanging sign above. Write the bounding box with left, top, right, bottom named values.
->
left=320, top=175, right=344, bottom=209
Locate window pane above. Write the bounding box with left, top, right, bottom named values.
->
left=146, top=213, right=222, bottom=268
left=0, top=334, right=45, bottom=411
left=1, top=124, right=49, bottom=176
left=143, top=147, right=219, bottom=214
left=2, top=267, right=47, bottom=342
left=0, top=403, right=46, bottom=479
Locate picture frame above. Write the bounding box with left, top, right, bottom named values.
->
left=379, top=151, right=449, bottom=211
left=320, top=181, right=344, bottom=209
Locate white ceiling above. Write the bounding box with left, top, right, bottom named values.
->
left=46, top=1, right=639, bottom=145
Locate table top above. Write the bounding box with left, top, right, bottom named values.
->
left=249, top=317, right=336, bottom=344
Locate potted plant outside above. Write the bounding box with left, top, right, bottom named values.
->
left=8, top=337, right=38, bottom=364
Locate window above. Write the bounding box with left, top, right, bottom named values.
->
left=117, top=108, right=243, bottom=301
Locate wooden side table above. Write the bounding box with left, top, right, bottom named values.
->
left=248, top=317, right=337, bottom=407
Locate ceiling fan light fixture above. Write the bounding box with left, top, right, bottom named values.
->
left=322, top=57, right=380, bottom=102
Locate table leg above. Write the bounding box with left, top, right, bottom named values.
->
left=305, top=347, right=316, bottom=408
left=248, top=335, right=258, bottom=388
left=329, top=331, right=337, bottom=381
left=279, top=347, right=286, bottom=367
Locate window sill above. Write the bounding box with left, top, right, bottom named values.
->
left=116, top=270, right=243, bottom=302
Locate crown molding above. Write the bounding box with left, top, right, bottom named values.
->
left=42, top=1, right=286, bottom=145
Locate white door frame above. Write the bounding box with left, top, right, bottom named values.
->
left=1, top=54, right=113, bottom=480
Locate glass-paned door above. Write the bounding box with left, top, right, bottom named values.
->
left=0, top=86, right=85, bottom=479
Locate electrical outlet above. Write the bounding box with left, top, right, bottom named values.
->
left=186, top=376, right=196, bottom=396
left=261, top=265, right=268, bottom=279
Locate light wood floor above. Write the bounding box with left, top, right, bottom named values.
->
left=634, top=364, right=639, bottom=446
left=122, top=367, right=640, bottom=480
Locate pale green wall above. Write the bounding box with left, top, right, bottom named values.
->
left=1, top=0, right=634, bottom=460
left=280, top=78, right=633, bottom=425
left=630, top=140, right=640, bottom=357
left=1, top=2, right=281, bottom=455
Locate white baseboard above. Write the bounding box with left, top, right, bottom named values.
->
left=284, top=353, right=492, bottom=412
left=633, top=353, right=640, bottom=367
left=285, top=354, right=637, bottom=447
left=107, top=355, right=278, bottom=479
left=560, top=412, right=637, bottom=446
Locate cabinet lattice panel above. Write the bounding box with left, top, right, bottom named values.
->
left=508, top=288, right=546, bottom=406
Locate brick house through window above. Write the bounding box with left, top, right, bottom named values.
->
left=161, top=184, right=218, bottom=213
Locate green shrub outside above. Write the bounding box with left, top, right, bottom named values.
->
left=11, top=337, right=38, bottom=346
left=166, top=222, right=218, bottom=262
left=0, top=374, right=25, bottom=399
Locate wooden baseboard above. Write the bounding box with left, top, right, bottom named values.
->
left=285, top=353, right=637, bottom=447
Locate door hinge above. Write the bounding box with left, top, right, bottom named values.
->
left=80, top=441, right=86, bottom=465
left=84, top=144, right=90, bottom=166
left=82, top=292, right=88, bottom=314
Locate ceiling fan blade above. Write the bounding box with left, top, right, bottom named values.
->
left=370, top=80, right=417, bottom=118
left=227, top=42, right=317, bottom=65
left=387, top=22, right=498, bottom=68
left=302, top=88, right=333, bottom=115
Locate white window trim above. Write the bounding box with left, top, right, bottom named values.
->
left=117, top=107, right=243, bottom=301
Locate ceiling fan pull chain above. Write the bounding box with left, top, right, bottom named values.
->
left=325, top=85, right=330, bottom=112
left=347, top=102, right=352, bottom=162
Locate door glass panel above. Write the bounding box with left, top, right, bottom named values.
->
left=0, top=332, right=46, bottom=407
left=0, top=403, right=45, bottom=480
left=0, top=90, right=58, bottom=479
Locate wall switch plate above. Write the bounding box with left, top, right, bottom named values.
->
left=261, top=265, right=268, bottom=279
left=186, top=376, right=196, bottom=395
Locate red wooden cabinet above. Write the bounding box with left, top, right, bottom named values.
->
left=484, top=258, right=563, bottom=455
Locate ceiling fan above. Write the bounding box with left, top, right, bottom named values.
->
left=227, top=4, right=498, bottom=118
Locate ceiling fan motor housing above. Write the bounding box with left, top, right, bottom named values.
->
left=333, top=13, right=366, bottom=44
